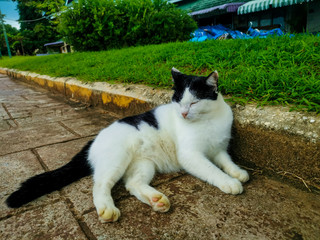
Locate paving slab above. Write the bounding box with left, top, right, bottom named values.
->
left=0, top=201, right=87, bottom=240
left=0, top=150, right=60, bottom=219
left=36, top=138, right=94, bottom=171
left=0, top=122, right=77, bottom=155
left=0, top=107, right=8, bottom=118
left=60, top=115, right=116, bottom=137
left=0, top=73, right=320, bottom=240
left=0, top=119, right=12, bottom=131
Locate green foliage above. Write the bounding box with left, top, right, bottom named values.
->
left=0, top=21, right=20, bottom=55
left=0, top=23, right=19, bottom=56
left=58, top=0, right=197, bottom=51
left=0, top=35, right=319, bottom=113
left=12, top=0, right=65, bottom=55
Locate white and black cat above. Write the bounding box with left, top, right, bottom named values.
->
left=6, top=68, right=249, bottom=222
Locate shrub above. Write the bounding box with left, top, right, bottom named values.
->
left=58, top=0, right=197, bottom=51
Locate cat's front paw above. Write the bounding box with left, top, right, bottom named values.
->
left=149, top=194, right=170, bottom=212
left=230, top=169, right=249, bottom=183
left=219, top=178, right=243, bottom=195
left=97, top=206, right=121, bottom=223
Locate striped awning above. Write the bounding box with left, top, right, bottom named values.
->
left=44, top=41, right=64, bottom=47
left=190, top=3, right=245, bottom=16
left=238, top=0, right=313, bottom=14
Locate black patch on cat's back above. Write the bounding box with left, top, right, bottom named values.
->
left=119, top=110, right=159, bottom=130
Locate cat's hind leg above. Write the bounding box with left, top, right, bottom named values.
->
left=92, top=152, right=131, bottom=223
left=124, top=160, right=170, bottom=213
left=212, top=151, right=249, bottom=183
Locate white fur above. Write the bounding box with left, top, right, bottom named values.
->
left=88, top=90, right=249, bottom=223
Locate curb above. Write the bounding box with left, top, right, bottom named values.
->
left=0, top=68, right=172, bottom=116
left=1, top=68, right=319, bottom=191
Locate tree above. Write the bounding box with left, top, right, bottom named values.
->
left=12, top=0, right=65, bottom=55
left=12, top=33, right=26, bottom=55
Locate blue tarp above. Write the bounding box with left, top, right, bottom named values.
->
left=246, top=26, right=284, bottom=38
left=190, top=24, right=284, bottom=42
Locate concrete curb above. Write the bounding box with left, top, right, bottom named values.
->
left=1, top=67, right=319, bottom=191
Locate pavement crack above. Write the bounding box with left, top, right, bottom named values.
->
left=58, top=121, right=82, bottom=137
left=77, top=221, right=98, bottom=240
left=82, top=207, right=96, bottom=216
left=20, top=95, right=28, bottom=100
left=60, top=192, right=97, bottom=240
left=0, top=135, right=97, bottom=158
left=31, top=148, right=50, bottom=172
left=6, top=119, right=15, bottom=129
left=1, top=103, right=19, bottom=127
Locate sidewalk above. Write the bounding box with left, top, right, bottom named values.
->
left=0, top=73, right=319, bottom=240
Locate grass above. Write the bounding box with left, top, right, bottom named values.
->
left=0, top=34, right=319, bottom=113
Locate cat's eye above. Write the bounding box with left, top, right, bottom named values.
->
left=190, top=101, right=199, bottom=106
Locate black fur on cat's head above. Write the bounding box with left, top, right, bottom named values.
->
left=171, top=67, right=219, bottom=103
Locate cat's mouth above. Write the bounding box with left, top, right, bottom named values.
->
left=181, top=114, right=197, bottom=122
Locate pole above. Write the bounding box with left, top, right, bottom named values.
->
left=0, top=9, right=12, bottom=58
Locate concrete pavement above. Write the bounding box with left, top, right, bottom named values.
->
left=0, top=74, right=320, bottom=240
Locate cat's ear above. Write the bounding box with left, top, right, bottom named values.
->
left=171, top=67, right=182, bottom=82
left=171, top=67, right=180, bottom=73
left=206, top=70, right=218, bottom=91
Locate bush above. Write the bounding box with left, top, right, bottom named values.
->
left=58, top=0, right=197, bottom=51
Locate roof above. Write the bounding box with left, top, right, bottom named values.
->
left=44, top=41, right=64, bottom=47
left=237, top=0, right=314, bottom=14
left=189, top=2, right=246, bottom=15
left=177, top=0, right=252, bottom=11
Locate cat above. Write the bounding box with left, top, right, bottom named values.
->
left=6, top=68, right=249, bottom=223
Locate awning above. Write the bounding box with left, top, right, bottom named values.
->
left=44, top=41, right=64, bottom=47
left=238, top=0, right=313, bottom=14
left=190, top=2, right=246, bottom=16
left=273, top=0, right=312, bottom=7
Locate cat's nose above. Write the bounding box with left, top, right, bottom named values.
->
left=182, top=112, right=188, bottom=118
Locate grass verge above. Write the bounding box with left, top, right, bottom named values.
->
left=0, top=35, right=319, bottom=113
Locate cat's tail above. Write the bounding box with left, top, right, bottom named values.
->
left=6, top=140, right=94, bottom=208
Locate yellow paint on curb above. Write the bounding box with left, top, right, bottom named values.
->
left=53, top=81, right=65, bottom=93
left=101, top=92, right=146, bottom=108
left=16, top=73, right=23, bottom=79
left=33, top=77, right=46, bottom=87
left=101, top=92, right=112, bottom=104
left=66, top=83, right=93, bottom=101
left=47, top=79, right=54, bottom=88
left=114, top=95, right=136, bottom=108
left=26, top=75, right=33, bottom=81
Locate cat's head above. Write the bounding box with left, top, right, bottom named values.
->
left=171, top=67, right=220, bottom=121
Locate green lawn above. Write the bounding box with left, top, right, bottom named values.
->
left=1, top=35, right=319, bottom=113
